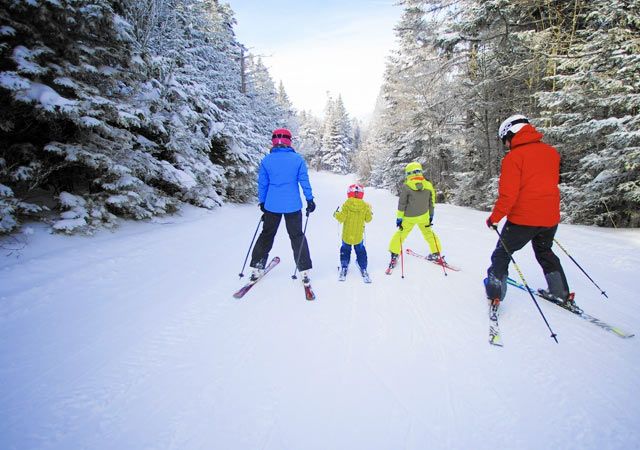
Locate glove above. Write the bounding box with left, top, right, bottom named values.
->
left=259, top=202, right=266, bottom=213
left=486, top=217, right=497, bottom=229
left=430, top=211, right=434, bottom=225
left=306, top=199, right=316, bottom=214
left=396, top=218, right=403, bottom=228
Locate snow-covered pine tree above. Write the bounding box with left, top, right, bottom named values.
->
left=297, top=110, right=322, bottom=158
left=536, top=1, right=640, bottom=227
left=0, top=0, right=287, bottom=234
left=357, top=92, right=389, bottom=185
left=1, top=0, right=159, bottom=234
left=276, top=80, right=299, bottom=136
left=316, top=94, right=353, bottom=174
left=365, top=0, right=457, bottom=197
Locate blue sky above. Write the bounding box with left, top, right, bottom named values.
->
left=226, top=0, right=402, bottom=120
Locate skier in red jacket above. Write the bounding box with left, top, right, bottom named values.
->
left=485, top=114, right=573, bottom=307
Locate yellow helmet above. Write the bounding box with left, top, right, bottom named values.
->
left=405, top=161, right=423, bottom=176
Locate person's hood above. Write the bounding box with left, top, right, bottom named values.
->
left=405, top=176, right=426, bottom=191
left=343, top=197, right=368, bottom=211
left=511, top=124, right=543, bottom=148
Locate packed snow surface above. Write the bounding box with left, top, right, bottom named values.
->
left=1, top=172, right=639, bottom=449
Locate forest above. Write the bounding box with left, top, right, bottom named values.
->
left=1, top=0, right=639, bottom=235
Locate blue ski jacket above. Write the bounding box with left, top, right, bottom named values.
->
left=258, top=146, right=314, bottom=213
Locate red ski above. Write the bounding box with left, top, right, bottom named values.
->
left=233, top=257, right=280, bottom=299
left=405, top=248, right=460, bottom=271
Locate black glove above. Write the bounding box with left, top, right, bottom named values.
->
left=259, top=202, right=266, bottom=213
left=486, top=217, right=497, bottom=229
left=306, top=199, right=316, bottom=214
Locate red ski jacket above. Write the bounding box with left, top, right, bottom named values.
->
left=489, top=124, right=561, bottom=227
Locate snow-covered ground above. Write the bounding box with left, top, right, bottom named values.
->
left=1, top=171, right=639, bottom=450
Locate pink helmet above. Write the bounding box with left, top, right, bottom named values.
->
left=347, top=183, right=364, bottom=199
left=271, top=128, right=292, bottom=147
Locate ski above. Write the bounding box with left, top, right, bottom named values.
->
left=488, top=301, right=503, bottom=347
left=304, top=285, right=316, bottom=301
left=301, top=271, right=316, bottom=301
left=405, top=248, right=461, bottom=271
left=338, top=266, right=370, bottom=283
left=233, top=257, right=280, bottom=299
left=507, top=277, right=634, bottom=339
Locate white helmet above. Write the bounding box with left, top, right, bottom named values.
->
left=498, top=114, right=529, bottom=143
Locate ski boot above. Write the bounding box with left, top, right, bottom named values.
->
left=389, top=253, right=398, bottom=269
left=360, top=267, right=372, bottom=283
left=484, top=273, right=506, bottom=313
left=249, top=268, right=264, bottom=282
left=338, top=266, right=348, bottom=281
left=249, top=258, right=266, bottom=281
left=301, top=270, right=311, bottom=287
left=539, top=289, right=581, bottom=313
left=427, top=252, right=441, bottom=262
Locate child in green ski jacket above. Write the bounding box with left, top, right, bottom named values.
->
left=387, top=161, right=442, bottom=270
left=334, top=184, right=372, bottom=280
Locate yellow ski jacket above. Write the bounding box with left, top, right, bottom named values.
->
left=334, top=198, right=373, bottom=245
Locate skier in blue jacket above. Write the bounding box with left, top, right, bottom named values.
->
left=250, top=128, right=316, bottom=285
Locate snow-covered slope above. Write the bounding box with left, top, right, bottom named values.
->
left=1, top=171, right=639, bottom=450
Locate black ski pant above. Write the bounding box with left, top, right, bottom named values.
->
left=250, top=210, right=312, bottom=271
left=487, top=221, right=569, bottom=299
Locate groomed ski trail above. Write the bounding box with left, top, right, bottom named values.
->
left=1, top=171, right=639, bottom=450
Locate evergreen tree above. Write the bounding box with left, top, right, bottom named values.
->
left=365, top=0, right=457, bottom=196
left=317, top=95, right=353, bottom=174
left=0, top=0, right=289, bottom=234
left=297, top=110, right=322, bottom=158
left=536, top=1, right=640, bottom=227
left=276, top=80, right=299, bottom=135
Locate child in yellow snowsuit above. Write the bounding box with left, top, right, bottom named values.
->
left=334, top=184, right=372, bottom=281
left=388, top=162, right=442, bottom=269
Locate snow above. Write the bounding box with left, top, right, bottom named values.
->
left=14, top=81, right=77, bottom=112
left=0, top=71, right=31, bottom=91
left=1, top=171, right=639, bottom=450
left=0, top=26, right=16, bottom=36
left=12, top=45, right=47, bottom=75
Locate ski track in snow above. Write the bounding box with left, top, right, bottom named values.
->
left=1, top=171, right=640, bottom=449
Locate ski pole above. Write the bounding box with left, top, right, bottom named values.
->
left=291, top=211, right=311, bottom=280
left=400, top=238, right=405, bottom=279
left=432, top=227, right=447, bottom=277
left=492, top=225, right=559, bottom=343
left=238, top=215, right=264, bottom=279
left=553, top=238, right=608, bottom=299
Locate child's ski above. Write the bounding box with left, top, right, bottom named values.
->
left=233, top=257, right=280, bottom=299
left=405, top=248, right=460, bottom=271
